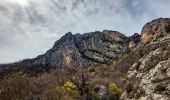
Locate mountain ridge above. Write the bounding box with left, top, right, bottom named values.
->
left=0, top=30, right=140, bottom=75
left=36, top=30, right=129, bottom=66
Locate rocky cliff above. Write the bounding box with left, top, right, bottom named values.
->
left=121, top=18, right=170, bottom=100
left=33, top=30, right=129, bottom=67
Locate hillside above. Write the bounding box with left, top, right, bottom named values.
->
left=0, top=18, right=170, bottom=100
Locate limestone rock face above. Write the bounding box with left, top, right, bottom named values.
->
left=122, top=18, right=170, bottom=100
left=33, top=30, right=129, bottom=67
left=141, top=18, right=170, bottom=44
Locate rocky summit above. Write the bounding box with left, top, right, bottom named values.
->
left=33, top=30, right=129, bottom=67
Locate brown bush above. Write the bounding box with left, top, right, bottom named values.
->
left=0, top=61, right=135, bottom=100
left=114, top=47, right=143, bottom=73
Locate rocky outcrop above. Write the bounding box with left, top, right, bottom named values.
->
left=128, top=33, right=141, bottom=49
left=121, top=18, right=170, bottom=100
left=141, top=18, right=170, bottom=44
left=96, top=85, right=109, bottom=100
left=32, top=30, right=129, bottom=67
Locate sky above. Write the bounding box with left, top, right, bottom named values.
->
left=0, top=0, right=170, bottom=63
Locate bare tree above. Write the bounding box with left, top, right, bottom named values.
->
left=54, top=66, right=90, bottom=99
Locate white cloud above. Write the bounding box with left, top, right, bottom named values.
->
left=5, top=0, right=32, bottom=6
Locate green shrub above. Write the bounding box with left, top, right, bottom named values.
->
left=85, top=83, right=100, bottom=93
left=88, top=66, right=96, bottom=73
left=83, top=83, right=102, bottom=99
left=93, top=86, right=101, bottom=93
left=108, top=83, right=123, bottom=99
left=109, top=83, right=117, bottom=92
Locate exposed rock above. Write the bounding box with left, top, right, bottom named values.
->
left=120, top=90, right=128, bottom=100
left=96, top=85, right=109, bottom=100
left=33, top=30, right=129, bottom=68
left=128, top=33, right=141, bottom=49
left=141, top=32, right=155, bottom=44
left=141, top=18, right=170, bottom=44
left=129, top=41, right=136, bottom=48
left=149, top=93, right=169, bottom=100
left=122, top=18, right=170, bottom=100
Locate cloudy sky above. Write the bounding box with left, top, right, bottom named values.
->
left=0, top=0, right=170, bottom=63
